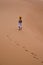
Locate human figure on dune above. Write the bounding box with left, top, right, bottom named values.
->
left=18, top=16, right=22, bottom=30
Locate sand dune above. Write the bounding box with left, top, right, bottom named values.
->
left=0, top=0, right=43, bottom=65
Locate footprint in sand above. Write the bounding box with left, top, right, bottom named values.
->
left=6, top=34, right=12, bottom=41
left=24, top=49, right=39, bottom=60
left=30, top=52, right=39, bottom=60
left=23, top=48, right=39, bottom=61
left=31, top=52, right=37, bottom=56
left=25, top=49, right=29, bottom=52
left=5, top=35, right=42, bottom=63
left=33, top=56, right=39, bottom=60
left=14, top=41, right=21, bottom=47
left=22, top=46, right=37, bottom=56
left=22, top=46, right=30, bottom=52
left=6, top=35, right=20, bottom=47
left=6, top=34, right=16, bottom=47
left=21, top=45, right=40, bottom=61
left=41, top=61, right=43, bottom=63
left=16, top=43, right=20, bottom=46
left=22, top=46, right=26, bottom=49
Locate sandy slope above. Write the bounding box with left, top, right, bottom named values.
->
left=0, top=0, right=43, bottom=65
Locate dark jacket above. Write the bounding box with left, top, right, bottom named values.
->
left=19, top=20, right=22, bottom=23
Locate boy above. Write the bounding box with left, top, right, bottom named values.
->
left=18, top=16, right=22, bottom=30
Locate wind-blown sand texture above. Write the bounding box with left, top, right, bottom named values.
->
left=0, top=0, right=43, bottom=65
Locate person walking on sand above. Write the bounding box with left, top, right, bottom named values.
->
left=18, top=16, right=22, bottom=30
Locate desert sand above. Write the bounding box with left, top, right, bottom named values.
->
left=0, top=0, right=43, bottom=65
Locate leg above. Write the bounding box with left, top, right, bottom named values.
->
left=20, top=23, right=22, bottom=30
left=18, top=23, right=20, bottom=30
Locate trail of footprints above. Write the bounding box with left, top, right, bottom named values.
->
left=6, top=34, right=43, bottom=64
